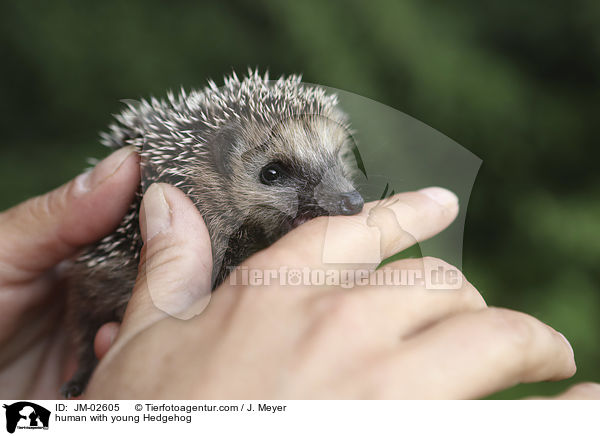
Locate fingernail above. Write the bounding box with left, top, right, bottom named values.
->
left=557, top=332, right=575, bottom=359
left=75, top=146, right=137, bottom=194
left=141, top=184, right=172, bottom=242
left=419, top=187, right=459, bottom=209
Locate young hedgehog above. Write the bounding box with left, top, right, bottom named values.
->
left=61, top=70, right=364, bottom=398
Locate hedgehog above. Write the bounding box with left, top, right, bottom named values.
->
left=61, top=70, right=365, bottom=398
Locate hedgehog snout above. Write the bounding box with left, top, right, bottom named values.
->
left=313, top=189, right=364, bottom=216
left=337, top=190, right=364, bottom=215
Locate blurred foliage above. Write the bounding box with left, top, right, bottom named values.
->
left=0, top=0, right=598, bottom=398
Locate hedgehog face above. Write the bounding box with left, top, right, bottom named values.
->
left=226, top=115, right=364, bottom=241
left=97, top=71, right=366, bottom=289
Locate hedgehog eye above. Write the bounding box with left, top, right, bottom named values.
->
left=260, top=162, right=286, bottom=185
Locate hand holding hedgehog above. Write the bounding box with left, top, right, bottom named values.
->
left=86, top=182, right=581, bottom=399
left=0, top=71, right=591, bottom=399
left=62, top=71, right=366, bottom=397
left=0, top=159, right=588, bottom=398
left=0, top=147, right=139, bottom=399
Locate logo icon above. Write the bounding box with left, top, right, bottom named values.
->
left=3, top=402, right=50, bottom=434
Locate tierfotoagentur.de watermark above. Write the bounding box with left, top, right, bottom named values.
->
left=226, top=263, right=463, bottom=290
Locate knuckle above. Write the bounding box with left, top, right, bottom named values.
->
left=145, top=235, right=192, bottom=273
left=28, top=190, right=62, bottom=222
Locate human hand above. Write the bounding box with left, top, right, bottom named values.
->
left=0, top=147, right=139, bottom=398
left=86, top=183, right=592, bottom=399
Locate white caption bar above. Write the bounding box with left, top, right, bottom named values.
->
left=1, top=400, right=597, bottom=436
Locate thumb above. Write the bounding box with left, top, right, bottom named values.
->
left=118, top=183, right=213, bottom=341
left=0, top=146, right=139, bottom=284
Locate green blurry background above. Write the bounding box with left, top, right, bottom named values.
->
left=1, top=1, right=598, bottom=398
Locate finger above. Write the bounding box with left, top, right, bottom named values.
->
left=0, top=147, right=139, bottom=284
left=374, top=308, right=576, bottom=399
left=116, top=183, right=213, bottom=344
left=307, top=258, right=485, bottom=352
left=94, top=322, right=120, bottom=360
left=247, top=187, right=459, bottom=272
left=527, top=383, right=600, bottom=400
left=362, top=257, right=487, bottom=340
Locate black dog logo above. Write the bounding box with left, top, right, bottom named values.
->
left=3, top=402, right=50, bottom=434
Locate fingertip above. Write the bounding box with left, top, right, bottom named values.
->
left=73, top=146, right=138, bottom=196
left=554, top=331, right=577, bottom=379
left=61, top=148, right=141, bottom=246
left=94, top=322, right=121, bottom=360
left=418, top=187, right=459, bottom=211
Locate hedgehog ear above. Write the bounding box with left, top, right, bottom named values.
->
left=207, top=125, right=239, bottom=175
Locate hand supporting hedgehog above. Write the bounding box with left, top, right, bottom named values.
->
left=0, top=148, right=598, bottom=399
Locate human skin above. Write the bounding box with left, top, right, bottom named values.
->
left=0, top=148, right=597, bottom=399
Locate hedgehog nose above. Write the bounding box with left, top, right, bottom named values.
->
left=339, top=190, right=364, bottom=215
